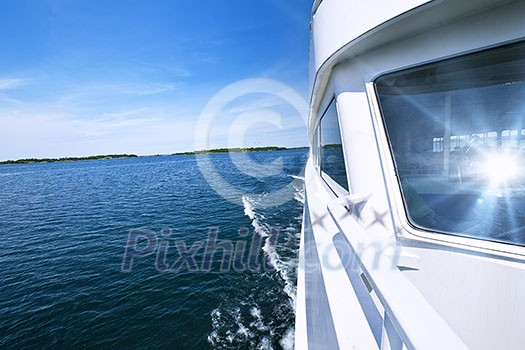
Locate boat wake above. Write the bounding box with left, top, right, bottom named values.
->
left=208, top=293, right=296, bottom=350
left=207, top=180, right=303, bottom=349
left=242, top=194, right=299, bottom=308
left=208, top=302, right=273, bottom=349
left=288, top=174, right=305, bottom=181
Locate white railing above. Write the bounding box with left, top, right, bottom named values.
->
left=312, top=0, right=324, bottom=14
left=327, top=194, right=468, bottom=350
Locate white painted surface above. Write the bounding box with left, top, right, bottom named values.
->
left=304, top=159, right=379, bottom=349
left=294, top=212, right=308, bottom=350
left=312, top=0, right=431, bottom=73
left=300, top=0, right=525, bottom=349
left=328, top=195, right=468, bottom=349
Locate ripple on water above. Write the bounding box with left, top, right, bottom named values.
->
left=0, top=151, right=307, bottom=349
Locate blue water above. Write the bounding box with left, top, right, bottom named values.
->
left=0, top=149, right=307, bottom=349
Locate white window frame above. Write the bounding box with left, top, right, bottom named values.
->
left=364, top=42, right=525, bottom=259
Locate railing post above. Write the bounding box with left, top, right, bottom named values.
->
left=381, top=313, right=404, bottom=350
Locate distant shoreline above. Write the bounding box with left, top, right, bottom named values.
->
left=173, top=146, right=308, bottom=156
left=0, top=147, right=309, bottom=165
left=0, top=154, right=138, bottom=166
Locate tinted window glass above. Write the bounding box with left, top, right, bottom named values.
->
left=376, top=41, right=525, bottom=246
left=320, top=99, right=348, bottom=191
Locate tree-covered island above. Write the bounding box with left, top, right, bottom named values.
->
left=173, top=146, right=302, bottom=156
left=0, top=154, right=138, bottom=165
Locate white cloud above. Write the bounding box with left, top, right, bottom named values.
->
left=56, top=81, right=179, bottom=106
left=0, top=107, right=197, bottom=160
left=0, top=92, right=22, bottom=105
left=0, top=78, right=30, bottom=106
left=0, top=76, right=308, bottom=161
left=117, top=83, right=179, bottom=96
left=0, top=78, right=29, bottom=90
left=100, top=107, right=148, bottom=119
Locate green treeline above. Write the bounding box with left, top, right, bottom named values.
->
left=321, top=144, right=343, bottom=149
left=1, top=146, right=308, bottom=165
left=0, top=154, right=138, bottom=165
left=174, top=146, right=289, bottom=156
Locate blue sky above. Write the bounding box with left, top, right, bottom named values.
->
left=0, top=0, right=311, bottom=161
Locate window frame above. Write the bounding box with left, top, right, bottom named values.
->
left=317, top=96, right=349, bottom=197
left=367, top=41, right=525, bottom=258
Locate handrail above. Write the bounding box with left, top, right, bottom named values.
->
left=327, top=194, right=468, bottom=350
left=312, top=0, right=324, bottom=14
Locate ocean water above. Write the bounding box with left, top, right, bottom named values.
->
left=0, top=149, right=307, bottom=349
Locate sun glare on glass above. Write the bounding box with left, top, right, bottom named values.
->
left=481, top=153, right=520, bottom=184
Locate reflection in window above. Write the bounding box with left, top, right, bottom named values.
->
left=432, top=137, right=443, bottom=153
left=320, top=98, right=348, bottom=191
left=376, top=41, right=525, bottom=246
left=502, top=129, right=519, bottom=149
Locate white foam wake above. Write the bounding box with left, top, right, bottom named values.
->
left=208, top=306, right=253, bottom=346
left=243, top=195, right=257, bottom=220
left=292, top=183, right=305, bottom=204
left=242, top=195, right=268, bottom=237
left=240, top=193, right=304, bottom=349
left=207, top=303, right=274, bottom=349
left=279, top=327, right=295, bottom=350
left=242, top=195, right=297, bottom=308
left=288, top=174, right=305, bottom=181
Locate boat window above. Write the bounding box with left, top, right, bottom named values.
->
left=320, top=98, right=349, bottom=192
left=375, top=41, right=525, bottom=246
left=313, top=125, right=321, bottom=168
